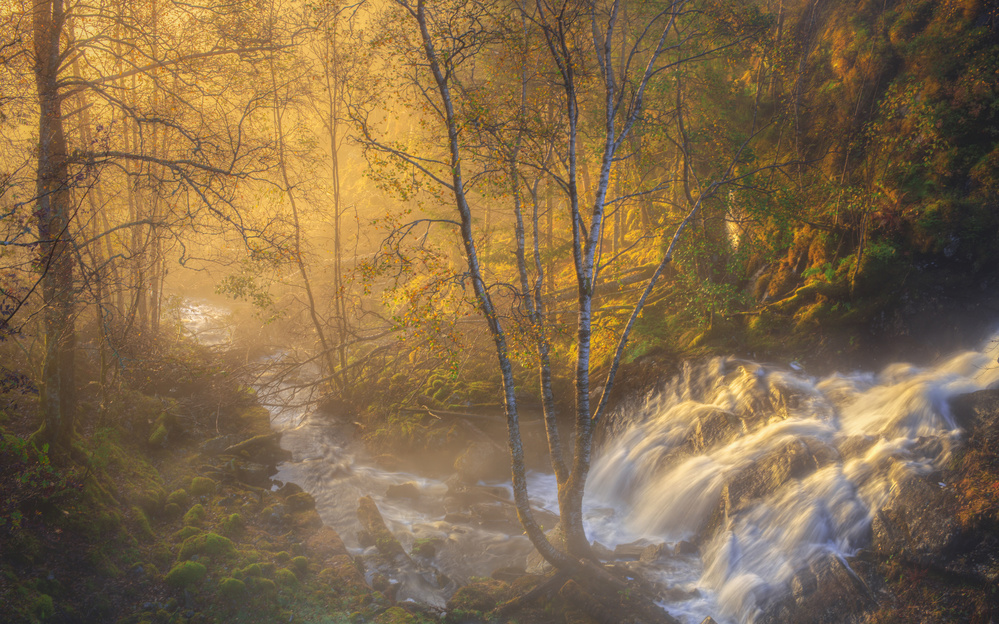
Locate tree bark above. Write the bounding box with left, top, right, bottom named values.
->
left=32, top=0, right=77, bottom=455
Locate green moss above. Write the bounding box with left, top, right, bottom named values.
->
left=235, top=563, right=263, bottom=579
left=376, top=606, right=421, bottom=624
left=284, top=492, right=315, bottom=511
left=275, top=567, right=299, bottom=587
left=221, top=513, right=244, bottom=537
left=147, top=423, right=168, bottom=448
left=166, top=489, right=188, bottom=507
left=245, top=576, right=277, bottom=596
left=32, top=593, right=54, bottom=620
left=177, top=532, right=235, bottom=561
left=135, top=488, right=165, bottom=517
left=182, top=503, right=205, bottom=527
left=163, top=503, right=181, bottom=518
left=447, top=578, right=510, bottom=613
left=165, top=561, right=207, bottom=588
left=238, top=549, right=261, bottom=563
left=218, top=577, right=247, bottom=600
left=131, top=506, right=154, bottom=540
left=275, top=551, right=291, bottom=564
left=172, top=526, right=201, bottom=542
left=190, top=477, right=216, bottom=497
left=290, top=556, right=309, bottom=572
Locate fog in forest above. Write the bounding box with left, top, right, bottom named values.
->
left=2, top=1, right=999, bottom=623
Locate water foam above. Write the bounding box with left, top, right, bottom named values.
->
left=583, top=335, right=999, bottom=622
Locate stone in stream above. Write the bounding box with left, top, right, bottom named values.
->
left=591, top=541, right=615, bottom=561
left=304, top=526, right=369, bottom=594
left=639, top=542, right=671, bottom=563
left=356, top=530, right=375, bottom=548
left=386, top=482, right=421, bottom=500
left=356, top=496, right=410, bottom=561
left=673, top=540, right=698, bottom=555
left=229, top=460, right=274, bottom=486
left=869, top=469, right=963, bottom=568
left=757, top=553, right=875, bottom=624
left=614, top=538, right=653, bottom=560
left=701, top=438, right=823, bottom=541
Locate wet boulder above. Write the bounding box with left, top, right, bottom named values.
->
left=357, top=496, right=410, bottom=562
left=758, top=553, right=875, bottom=624
left=639, top=542, right=670, bottom=563
left=950, top=388, right=999, bottom=445
left=591, top=541, right=615, bottom=560
left=614, top=539, right=653, bottom=560
left=870, top=470, right=964, bottom=568
left=723, top=439, right=819, bottom=516
left=222, top=433, right=292, bottom=465
left=386, top=482, right=421, bottom=500
left=691, top=409, right=742, bottom=453
left=228, top=460, right=275, bottom=486
left=703, top=439, right=820, bottom=539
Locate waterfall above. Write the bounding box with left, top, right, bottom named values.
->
left=583, top=335, right=999, bottom=622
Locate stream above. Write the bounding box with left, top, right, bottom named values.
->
left=179, top=299, right=999, bottom=623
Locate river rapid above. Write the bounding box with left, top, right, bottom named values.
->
left=180, top=299, right=999, bottom=623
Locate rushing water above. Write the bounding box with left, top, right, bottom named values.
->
left=179, top=300, right=999, bottom=623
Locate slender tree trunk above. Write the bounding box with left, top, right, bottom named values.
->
left=269, top=54, right=339, bottom=389
left=32, top=0, right=77, bottom=455
left=410, top=0, right=570, bottom=568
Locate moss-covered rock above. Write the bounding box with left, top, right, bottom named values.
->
left=235, top=563, right=263, bottom=579
left=147, top=422, right=168, bottom=448
left=135, top=488, right=165, bottom=517
left=182, top=503, right=206, bottom=527
left=177, top=532, right=235, bottom=561
left=245, top=576, right=277, bottom=597
left=375, top=606, right=422, bottom=624
left=165, top=561, right=207, bottom=588
left=410, top=538, right=439, bottom=559
left=172, top=526, right=201, bottom=542
left=290, top=556, right=309, bottom=573
left=275, top=567, right=299, bottom=587
left=130, top=506, right=155, bottom=540
left=284, top=492, right=315, bottom=511
left=190, top=477, right=216, bottom=497
left=218, top=577, right=246, bottom=600
left=220, top=513, right=244, bottom=537
left=166, top=489, right=188, bottom=508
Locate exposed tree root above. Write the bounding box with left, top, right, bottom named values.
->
left=496, top=560, right=680, bottom=624
left=493, top=571, right=567, bottom=615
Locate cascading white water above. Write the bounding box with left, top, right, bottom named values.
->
left=180, top=299, right=998, bottom=623
left=580, top=333, right=999, bottom=623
